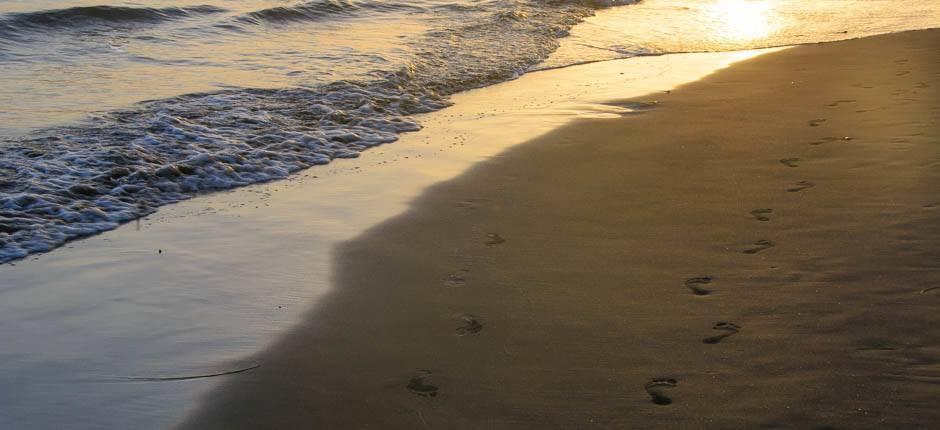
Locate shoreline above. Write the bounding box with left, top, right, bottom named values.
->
left=180, top=29, right=940, bottom=428
left=0, top=47, right=769, bottom=428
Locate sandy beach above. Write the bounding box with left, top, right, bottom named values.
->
left=176, top=30, right=940, bottom=429
left=0, top=44, right=768, bottom=428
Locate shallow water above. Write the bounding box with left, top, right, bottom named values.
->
left=543, top=0, right=940, bottom=69
left=0, top=0, right=629, bottom=262
left=1, top=0, right=938, bottom=263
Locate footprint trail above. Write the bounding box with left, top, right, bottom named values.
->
left=685, top=277, right=713, bottom=296
left=644, top=378, right=678, bottom=405
left=703, top=322, right=741, bottom=344
left=485, top=233, right=506, bottom=246
left=787, top=181, right=814, bottom=193
left=455, top=314, right=483, bottom=336
left=407, top=370, right=439, bottom=398
left=743, top=239, right=776, bottom=254
left=750, top=208, right=773, bottom=221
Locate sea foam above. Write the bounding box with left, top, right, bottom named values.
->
left=0, top=0, right=638, bottom=263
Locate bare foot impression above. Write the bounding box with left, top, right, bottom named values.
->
left=703, top=322, right=741, bottom=344
left=809, top=136, right=839, bottom=145
left=810, top=136, right=852, bottom=145
left=750, top=208, right=773, bottom=221
left=787, top=181, right=815, bottom=193
left=743, top=239, right=776, bottom=254
left=779, top=157, right=800, bottom=167
left=485, top=233, right=505, bottom=246
left=407, top=370, right=439, bottom=398
left=455, top=314, right=483, bottom=336
left=645, top=378, right=678, bottom=405
left=826, top=99, right=856, bottom=107
left=442, top=270, right=468, bottom=288
left=685, top=277, right=713, bottom=296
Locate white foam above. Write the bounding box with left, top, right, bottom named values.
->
left=0, top=0, right=625, bottom=263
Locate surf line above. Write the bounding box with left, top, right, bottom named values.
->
left=117, top=363, right=261, bottom=382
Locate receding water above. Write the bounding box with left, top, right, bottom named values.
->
left=0, top=0, right=938, bottom=264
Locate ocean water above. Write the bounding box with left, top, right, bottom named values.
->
left=0, top=0, right=938, bottom=263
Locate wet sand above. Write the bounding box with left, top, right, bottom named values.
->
left=180, top=30, right=940, bottom=429
left=0, top=49, right=760, bottom=429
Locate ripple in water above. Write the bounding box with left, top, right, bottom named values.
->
left=1, top=0, right=938, bottom=263
left=0, top=0, right=640, bottom=263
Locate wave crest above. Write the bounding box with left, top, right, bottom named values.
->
left=0, top=0, right=643, bottom=263
left=236, top=0, right=424, bottom=25
left=0, top=5, right=226, bottom=32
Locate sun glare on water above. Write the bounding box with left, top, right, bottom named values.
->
left=706, top=0, right=776, bottom=42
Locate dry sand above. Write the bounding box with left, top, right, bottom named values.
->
left=180, top=30, right=940, bottom=429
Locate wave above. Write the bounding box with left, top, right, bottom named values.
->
left=0, top=0, right=642, bottom=263
left=0, top=5, right=227, bottom=33
left=236, top=0, right=425, bottom=25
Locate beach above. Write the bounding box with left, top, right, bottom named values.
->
left=0, top=44, right=774, bottom=429
left=176, top=29, right=940, bottom=429
left=1, top=1, right=939, bottom=427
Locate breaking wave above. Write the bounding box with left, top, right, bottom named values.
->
left=236, top=0, right=425, bottom=25
left=0, top=0, right=641, bottom=262
left=0, top=5, right=226, bottom=34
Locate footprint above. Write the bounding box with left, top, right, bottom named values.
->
left=455, top=314, right=483, bottom=336
left=779, top=157, right=800, bottom=167
left=703, top=322, right=741, bottom=344
left=644, top=378, right=678, bottom=405
left=749, top=208, right=773, bottom=222
left=809, top=136, right=840, bottom=145
left=442, top=270, right=468, bottom=288
left=787, top=181, right=814, bottom=193
left=743, top=239, right=776, bottom=254
left=685, top=277, right=713, bottom=296
left=407, top=370, right=439, bottom=398
left=808, top=119, right=827, bottom=127
left=485, top=233, right=506, bottom=246
left=826, top=99, right=856, bottom=107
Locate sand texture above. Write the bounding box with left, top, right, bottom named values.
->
left=180, top=30, right=940, bottom=429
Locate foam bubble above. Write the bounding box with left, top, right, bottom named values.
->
left=0, top=0, right=637, bottom=263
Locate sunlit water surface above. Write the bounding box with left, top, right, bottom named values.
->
left=545, top=0, right=940, bottom=68
left=0, top=0, right=937, bottom=265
